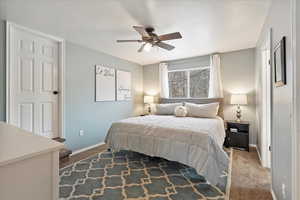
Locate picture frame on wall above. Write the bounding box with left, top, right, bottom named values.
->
left=95, top=65, right=116, bottom=101
left=116, top=70, right=132, bottom=101
left=274, top=36, right=287, bottom=87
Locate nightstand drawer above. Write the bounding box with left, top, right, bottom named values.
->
left=227, top=122, right=249, bottom=132
left=225, top=131, right=248, bottom=150
left=228, top=130, right=248, bottom=135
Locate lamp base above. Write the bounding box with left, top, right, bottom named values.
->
left=145, top=103, right=151, bottom=114
left=236, top=105, right=242, bottom=122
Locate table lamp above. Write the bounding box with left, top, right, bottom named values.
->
left=144, top=95, right=154, bottom=114
left=231, top=94, right=248, bottom=122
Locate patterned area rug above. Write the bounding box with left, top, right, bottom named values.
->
left=59, top=149, right=232, bottom=200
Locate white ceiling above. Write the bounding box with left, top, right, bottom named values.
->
left=0, top=0, right=271, bottom=65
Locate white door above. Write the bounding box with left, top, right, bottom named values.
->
left=9, top=26, right=59, bottom=138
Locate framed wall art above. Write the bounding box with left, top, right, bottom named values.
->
left=274, top=36, right=286, bottom=87
left=116, top=70, right=131, bottom=101
left=95, top=65, right=116, bottom=101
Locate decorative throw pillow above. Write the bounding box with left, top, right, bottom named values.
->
left=155, top=103, right=182, bottom=115
left=174, top=106, right=187, bottom=117
left=185, top=102, right=219, bottom=118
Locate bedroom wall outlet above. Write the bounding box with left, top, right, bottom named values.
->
left=281, top=183, right=286, bottom=199
left=79, top=130, right=84, bottom=136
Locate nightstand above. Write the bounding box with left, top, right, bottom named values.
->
left=224, top=120, right=250, bottom=151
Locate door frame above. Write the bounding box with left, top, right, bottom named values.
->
left=291, top=0, right=299, bottom=199
left=6, top=21, right=66, bottom=138
left=260, top=29, right=272, bottom=169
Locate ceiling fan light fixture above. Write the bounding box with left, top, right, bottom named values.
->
left=143, top=43, right=152, bottom=52
left=117, top=26, right=182, bottom=52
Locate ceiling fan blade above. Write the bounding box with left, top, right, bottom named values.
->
left=138, top=43, right=146, bottom=52
left=156, top=42, right=175, bottom=51
left=133, top=26, right=150, bottom=37
left=116, top=40, right=142, bottom=43
left=158, top=32, right=182, bottom=41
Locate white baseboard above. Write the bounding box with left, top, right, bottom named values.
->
left=249, top=144, right=271, bottom=169
left=250, top=144, right=263, bottom=165
left=71, top=142, right=105, bottom=156
left=271, top=188, right=277, bottom=200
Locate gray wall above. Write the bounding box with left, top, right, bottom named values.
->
left=143, top=63, right=160, bottom=97
left=65, top=42, right=143, bottom=151
left=0, top=20, right=5, bottom=121
left=143, top=48, right=257, bottom=144
left=255, top=0, right=293, bottom=199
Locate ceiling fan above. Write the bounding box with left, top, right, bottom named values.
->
left=116, top=26, right=182, bottom=52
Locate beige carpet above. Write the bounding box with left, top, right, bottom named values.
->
left=229, top=148, right=272, bottom=200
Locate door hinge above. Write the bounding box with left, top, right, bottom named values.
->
left=269, top=145, right=271, bottom=151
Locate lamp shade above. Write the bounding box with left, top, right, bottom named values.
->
left=144, top=95, right=154, bottom=104
left=231, top=94, right=247, bottom=105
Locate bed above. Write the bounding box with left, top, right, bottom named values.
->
left=105, top=98, right=229, bottom=185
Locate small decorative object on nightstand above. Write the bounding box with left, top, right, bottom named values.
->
left=144, top=95, right=154, bottom=114
left=231, top=94, right=248, bottom=122
left=224, top=120, right=250, bottom=151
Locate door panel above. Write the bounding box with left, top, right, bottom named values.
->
left=18, top=103, right=34, bottom=132
left=10, top=26, right=59, bottom=138
left=42, top=61, right=54, bottom=92
left=41, top=44, right=55, bottom=58
left=19, top=57, right=34, bottom=92
left=19, top=38, right=35, bottom=54
left=41, top=102, right=54, bottom=137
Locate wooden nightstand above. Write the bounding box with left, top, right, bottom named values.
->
left=224, top=120, right=250, bottom=151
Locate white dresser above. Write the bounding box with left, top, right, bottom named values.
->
left=0, top=122, right=64, bottom=200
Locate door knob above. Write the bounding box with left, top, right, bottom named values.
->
left=53, top=91, right=59, bottom=95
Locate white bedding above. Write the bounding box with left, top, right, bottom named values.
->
left=105, top=115, right=229, bottom=185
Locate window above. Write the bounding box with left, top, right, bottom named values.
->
left=168, top=68, right=210, bottom=98
left=168, top=71, right=188, bottom=98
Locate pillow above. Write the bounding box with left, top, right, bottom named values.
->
left=155, top=103, right=182, bottom=115
left=185, top=102, right=219, bottom=118
left=175, top=106, right=188, bottom=117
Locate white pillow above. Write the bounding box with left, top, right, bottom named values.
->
left=155, top=103, right=182, bottom=115
left=185, top=102, right=219, bottom=118
left=175, top=106, right=188, bottom=117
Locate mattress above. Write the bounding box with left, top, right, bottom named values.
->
left=105, top=115, right=229, bottom=185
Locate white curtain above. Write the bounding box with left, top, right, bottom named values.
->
left=208, top=54, right=224, bottom=98
left=159, top=62, right=169, bottom=98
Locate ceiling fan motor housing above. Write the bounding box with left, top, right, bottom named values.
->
left=144, top=27, right=159, bottom=43
left=145, top=27, right=155, bottom=33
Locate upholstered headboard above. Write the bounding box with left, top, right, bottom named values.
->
left=159, top=98, right=224, bottom=118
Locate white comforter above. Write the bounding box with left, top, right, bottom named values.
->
left=105, top=115, right=229, bottom=185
